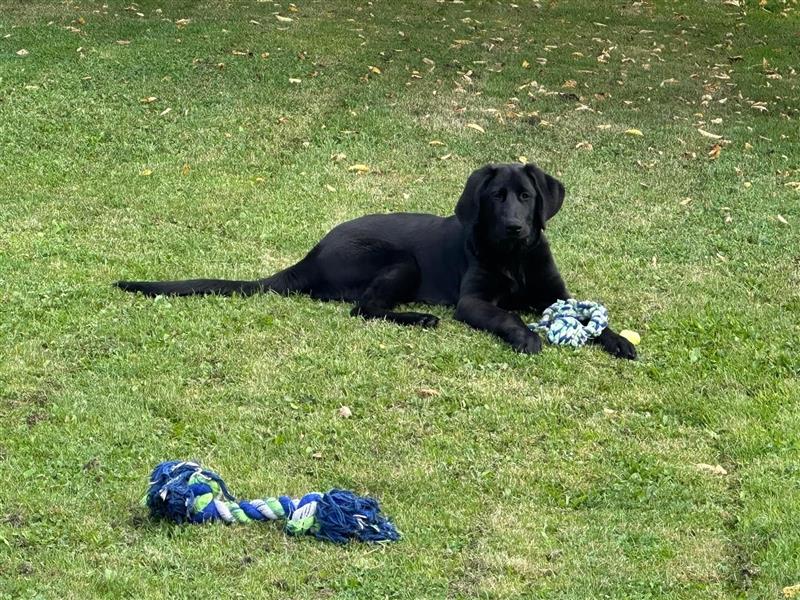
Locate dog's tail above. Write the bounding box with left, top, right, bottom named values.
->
left=115, top=269, right=301, bottom=298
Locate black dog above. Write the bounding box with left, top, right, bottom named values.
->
left=117, top=163, right=636, bottom=359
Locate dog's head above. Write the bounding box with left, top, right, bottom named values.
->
left=455, top=163, right=564, bottom=250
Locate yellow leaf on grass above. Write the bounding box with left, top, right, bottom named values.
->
left=347, top=164, right=370, bottom=173
left=368, top=65, right=381, bottom=74
left=275, top=14, right=293, bottom=23
left=625, top=128, right=643, bottom=136
left=466, top=123, right=485, bottom=133
left=140, top=169, right=153, bottom=176
left=522, top=60, right=530, bottom=68
left=181, top=163, right=191, bottom=176
left=16, top=48, right=29, bottom=57
left=429, top=140, right=446, bottom=146
left=140, top=96, right=158, bottom=104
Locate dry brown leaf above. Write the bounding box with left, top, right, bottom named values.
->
left=181, top=163, right=191, bottom=176
left=575, top=141, right=593, bottom=150
left=140, top=96, right=158, bottom=104
left=562, top=79, right=577, bottom=88
left=708, top=144, right=722, bottom=160
left=337, top=406, right=352, bottom=418
left=698, top=128, right=723, bottom=140
left=466, top=123, right=485, bottom=133
left=680, top=197, right=692, bottom=206
left=695, top=463, right=728, bottom=476
left=330, top=152, right=346, bottom=162
left=417, top=387, right=440, bottom=398
left=368, top=65, right=381, bottom=74
left=783, top=584, right=800, bottom=599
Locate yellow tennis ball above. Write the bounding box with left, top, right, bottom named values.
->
left=619, top=329, right=641, bottom=345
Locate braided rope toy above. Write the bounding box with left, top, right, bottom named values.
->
left=529, top=299, right=609, bottom=347
left=143, top=460, right=400, bottom=543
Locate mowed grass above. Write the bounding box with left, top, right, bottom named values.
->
left=1, top=0, right=799, bottom=597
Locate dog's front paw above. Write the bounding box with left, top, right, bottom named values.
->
left=597, top=328, right=637, bottom=360
left=511, top=330, right=542, bottom=355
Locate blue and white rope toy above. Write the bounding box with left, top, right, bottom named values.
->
left=530, top=299, right=609, bottom=347
left=144, top=460, right=400, bottom=544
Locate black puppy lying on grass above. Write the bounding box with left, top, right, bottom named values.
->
left=117, top=163, right=636, bottom=359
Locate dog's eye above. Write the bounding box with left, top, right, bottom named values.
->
left=493, top=192, right=505, bottom=202
left=520, top=192, right=532, bottom=201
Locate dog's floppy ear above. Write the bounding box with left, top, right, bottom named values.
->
left=455, top=164, right=496, bottom=226
left=524, top=163, right=565, bottom=228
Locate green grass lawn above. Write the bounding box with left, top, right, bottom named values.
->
left=1, top=0, right=799, bottom=597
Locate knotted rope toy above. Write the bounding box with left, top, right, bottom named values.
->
left=143, top=460, right=400, bottom=543
left=529, top=299, right=609, bottom=347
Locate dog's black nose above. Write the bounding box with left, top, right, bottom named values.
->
left=506, top=224, right=523, bottom=236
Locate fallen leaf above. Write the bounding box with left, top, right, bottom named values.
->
left=625, top=128, right=643, bottom=136
left=784, top=583, right=800, bottom=598
left=288, top=77, right=301, bottom=84
left=575, top=141, right=593, bottom=150
left=680, top=197, right=692, bottom=206
left=140, top=96, right=158, bottom=104
left=417, top=387, right=440, bottom=398
left=708, top=144, right=722, bottom=160
left=562, top=79, right=577, bottom=88
left=16, top=49, right=29, bottom=57
left=695, top=463, right=727, bottom=476
left=140, top=169, right=153, bottom=176
left=275, top=14, right=293, bottom=23
left=368, top=65, right=381, bottom=74
left=466, top=123, right=485, bottom=133
left=743, top=181, right=751, bottom=188
left=159, top=107, right=171, bottom=116
left=249, top=19, right=261, bottom=25
left=745, top=142, right=753, bottom=150
left=429, top=140, right=446, bottom=146
left=181, top=163, right=191, bottom=176
left=337, top=406, right=352, bottom=418
left=116, top=40, right=131, bottom=45
left=347, top=164, right=370, bottom=173
left=330, top=153, right=346, bottom=162
left=439, top=153, right=452, bottom=160
left=698, top=128, right=723, bottom=140
left=776, top=215, right=789, bottom=225
left=522, top=60, right=530, bottom=68
left=324, top=184, right=336, bottom=192
left=311, top=452, right=323, bottom=459
left=261, top=52, right=270, bottom=59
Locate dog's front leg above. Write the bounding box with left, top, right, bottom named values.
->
left=455, top=295, right=542, bottom=354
